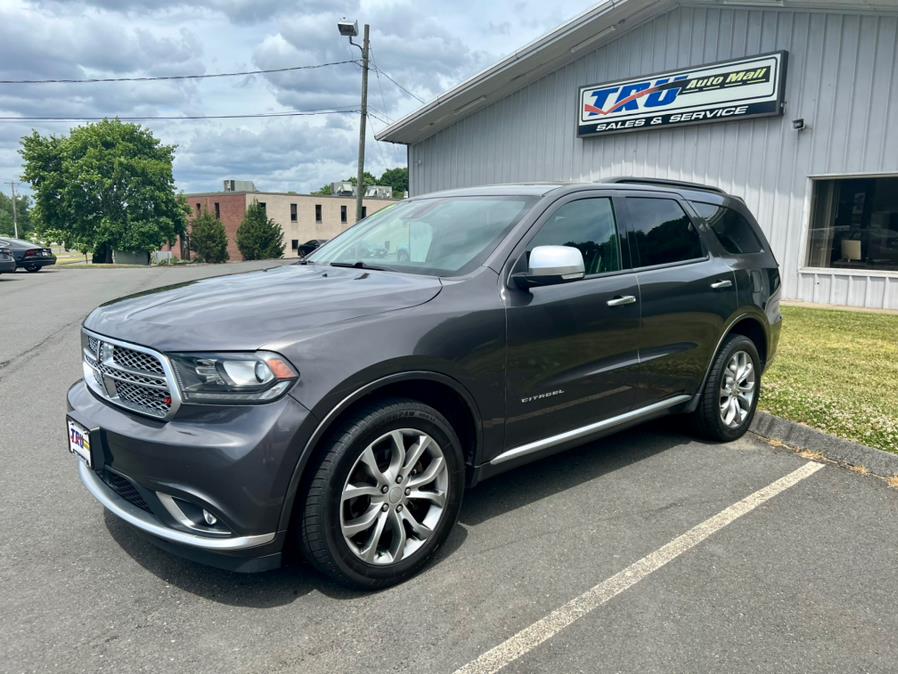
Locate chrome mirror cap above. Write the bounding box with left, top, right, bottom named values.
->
left=514, top=245, right=585, bottom=288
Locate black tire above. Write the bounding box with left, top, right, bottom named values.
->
left=691, top=334, right=761, bottom=442
left=299, top=398, right=465, bottom=590
left=24, top=264, right=41, bottom=273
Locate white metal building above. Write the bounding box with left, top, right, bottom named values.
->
left=378, top=0, right=898, bottom=309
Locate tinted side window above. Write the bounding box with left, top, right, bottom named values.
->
left=626, top=197, right=703, bottom=267
left=692, top=202, right=764, bottom=254
left=528, top=198, right=621, bottom=275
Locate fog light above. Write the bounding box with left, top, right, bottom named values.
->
left=203, top=509, right=218, bottom=526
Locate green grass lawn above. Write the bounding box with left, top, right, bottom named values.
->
left=761, top=305, right=898, bottom=454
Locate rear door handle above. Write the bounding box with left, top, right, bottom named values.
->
left=606, top=295, right=637, bottom=307
left=710, top=279, right=733, bottom=289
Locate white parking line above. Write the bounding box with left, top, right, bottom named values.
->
left=455, top=461, right=825, bottom=674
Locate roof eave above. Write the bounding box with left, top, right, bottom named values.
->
left=375, top=0, right=673, bottom=145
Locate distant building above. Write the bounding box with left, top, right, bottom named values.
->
left=223, top=179, right=256, bottom=193
left=173, top=189, right=397, bottom=261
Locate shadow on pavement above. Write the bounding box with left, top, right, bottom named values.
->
left=104, top=417, right=696, bottom=608
left=460, top=418, right=695, bottom=526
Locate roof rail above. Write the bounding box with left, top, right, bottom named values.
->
left=603, top=177, right=727, bottom=195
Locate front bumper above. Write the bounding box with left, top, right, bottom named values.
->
left=67, top=379, right=316, bottom=571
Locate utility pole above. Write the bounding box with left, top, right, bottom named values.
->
left=10, top=181, right=18, bottom=239
left=355, top=24, right=370, bottom=223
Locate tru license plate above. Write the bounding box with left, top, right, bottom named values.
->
left=67, top=418, right=92, bottom=468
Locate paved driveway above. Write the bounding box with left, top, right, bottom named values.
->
left=2, top=264, right=896, bottom=673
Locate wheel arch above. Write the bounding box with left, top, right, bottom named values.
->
left=277, top=371, right=483, bottom=533
left=685, top=312, right=769, bottom=413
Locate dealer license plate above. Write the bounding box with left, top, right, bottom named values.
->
left=67, top=418, right=92, bottom=467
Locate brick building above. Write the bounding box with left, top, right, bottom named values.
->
left=172, top=190, right=398, bottom=261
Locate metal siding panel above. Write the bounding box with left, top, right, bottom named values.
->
left=408, top=5, right=898, bottom=307
left=887, top=277, right=898, bottom=311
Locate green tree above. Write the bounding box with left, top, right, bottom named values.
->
left=19, top=119, right=186, bottom=260
left=0, top=191, right=33, bottom=238
left=378, top=167, right=408, bottom=196
left=236, top=201, right=284, bottom=260
left=348, top=171, right=378, bottom=189
left=190, top=209, right=229, bottom=263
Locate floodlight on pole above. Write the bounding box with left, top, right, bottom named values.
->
left=337, top=18, right=359, bottom=37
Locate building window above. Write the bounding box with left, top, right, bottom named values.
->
left=291, top=239, right=299, bottom=250
left=806, top=177, right=898, bottom=272
left=214, top=202, right=220, bottom=219
left=362, top=206, right=368, bottom=218
left=315, top=204, right=322, bottom=223
left=258, top=201, right=266, bottom=214
left=291, top=203, right=298, bottom=222
left=340, top=205, right=348, bottom=224
left=195, top=203, right=201, bottom=215
left=626, top=197, right=704, bottom=267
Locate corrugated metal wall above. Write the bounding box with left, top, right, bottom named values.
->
left=408, top=5, right=898, bottom=309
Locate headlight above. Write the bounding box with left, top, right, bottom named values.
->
left=170, top=351, right=298, bottom=404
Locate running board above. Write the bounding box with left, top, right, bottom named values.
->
left=490, top=395, right=691, bottom=466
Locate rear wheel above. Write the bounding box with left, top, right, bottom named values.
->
left=24, top=264, right=41, bottom=272
left=691, top=334, right=760, bottom=442
left=299, top=398, right=464, bottom=589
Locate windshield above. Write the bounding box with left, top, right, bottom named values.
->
left=307, top=196, right=535, bottom=276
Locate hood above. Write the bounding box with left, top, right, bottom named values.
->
left=84, top=264, right=442, bottom=352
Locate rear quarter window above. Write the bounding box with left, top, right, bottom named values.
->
left=691, top=202, right=764, bottom=255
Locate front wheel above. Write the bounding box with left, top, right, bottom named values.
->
left=299, top=398, right=465, bottom=589
left=691, top=334, right=761, bottom=442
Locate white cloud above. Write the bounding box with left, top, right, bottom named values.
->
left=1, top=0, right=599, bottom=195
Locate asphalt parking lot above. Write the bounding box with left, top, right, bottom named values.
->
left=2, top=264, right=897, bottom=673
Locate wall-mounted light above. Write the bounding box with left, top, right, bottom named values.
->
left=792, top=118, right=806, bottom=131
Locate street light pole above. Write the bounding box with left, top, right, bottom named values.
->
left=355, top=24, right=370, bottom=223
left=338, top=18, right=370, bottom=223
left=10, top=181, right=18, bottom=239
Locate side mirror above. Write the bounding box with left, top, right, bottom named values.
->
left=512, top=245, right=585, bottom=289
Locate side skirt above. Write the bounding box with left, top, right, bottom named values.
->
left=470, top=395, right=691, bottom=484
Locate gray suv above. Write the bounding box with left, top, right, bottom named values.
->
left=67, top=179, right=781, bottom=589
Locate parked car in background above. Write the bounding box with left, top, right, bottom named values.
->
left=297, top=239, right=327, bottom=258
left=67, top=178, right=781, bottom=589
left=5, top=238, right=57, bottom=272
left=0, top=240, right=15, bottom=274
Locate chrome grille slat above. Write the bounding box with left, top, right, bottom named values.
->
left=82, top=330, right=177, bottom=419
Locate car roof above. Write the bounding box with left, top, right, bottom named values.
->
left=414, top=179, right=732, bottom=204
left=1, top=237, right=41, bottom=248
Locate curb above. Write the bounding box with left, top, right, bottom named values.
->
left=750, top=411, right=898, bottom=478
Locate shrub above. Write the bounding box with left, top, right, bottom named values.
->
left=236, top=201, right=285, bottom=260
left=190, top=210, right=229, bottom=263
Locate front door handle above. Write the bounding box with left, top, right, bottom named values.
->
left=606, top=295, right=637, bottom=307
left=710, top=279, right=733, bottom=289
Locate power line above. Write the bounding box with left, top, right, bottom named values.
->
left=370, top=64, right=426, bottom=105
left=368, top=47, right=394, bottom=125
left=0, top=108, right=360, bottom=123
left=0, top=60, right=359, bottom=85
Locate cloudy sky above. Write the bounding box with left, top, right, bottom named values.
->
left=0, top=0, right=598, bottom=196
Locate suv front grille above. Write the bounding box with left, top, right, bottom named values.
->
left=82, top=330, right=177, bottom=419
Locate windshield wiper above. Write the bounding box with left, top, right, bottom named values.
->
left=329, top=261, right=397, bottom=272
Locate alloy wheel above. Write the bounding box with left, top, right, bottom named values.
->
left=340, top=428, right=449, bottom=565
left=719, top=350, right=756, bottom=428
